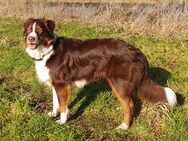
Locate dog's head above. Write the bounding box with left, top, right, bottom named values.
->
left=23, top=18, right=56, bottom=60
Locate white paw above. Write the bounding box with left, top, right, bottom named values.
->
left=56, top=112, right=68, bottom=125
left=56, top=119, right=66, bottom=125
left=116, top=123, right=129, bottom=130
left=48, top=111, right=58, bottom=117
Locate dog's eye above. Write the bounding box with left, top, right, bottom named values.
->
left=38, top=28, right=43, bottom=34
left=26, top=27, right=32, bottom=33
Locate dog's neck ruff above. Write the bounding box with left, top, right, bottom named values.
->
left=32, top=34, right=58, bottom=61
left=32, top=47, right=54, bottom=61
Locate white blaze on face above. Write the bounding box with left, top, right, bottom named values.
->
left=27, top=22, right=39, bottom=44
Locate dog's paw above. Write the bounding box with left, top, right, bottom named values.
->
left=116, top=123, right=129, bottom=130
left=56, top=119, right=66, bottom=125
left=56, top=112, right=68, bottom=125
left=48, top=111, right=58, bottom=118
left=56, top=117, right=67, bottom=125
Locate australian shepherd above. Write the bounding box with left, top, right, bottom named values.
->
left=23, top=18, right=177, bottom=130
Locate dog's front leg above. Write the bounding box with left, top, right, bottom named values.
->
left=48, top=87, right=59, bottom=117
left=53, top=84, right=70, bottom=124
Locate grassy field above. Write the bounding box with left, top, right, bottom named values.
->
left=0, top=18, right=188, bottom=141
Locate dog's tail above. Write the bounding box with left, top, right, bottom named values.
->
left=138, top=78, right=177, bottom=108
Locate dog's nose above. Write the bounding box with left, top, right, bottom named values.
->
left=28, top=36, right=35, bottom=42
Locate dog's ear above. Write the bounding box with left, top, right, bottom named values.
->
left=46, top=20, right=55, bottom=35
left=23, top=18, right=34, bottom=36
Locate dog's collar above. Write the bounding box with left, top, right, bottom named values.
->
left=32, top=34, right=58, bottom=61
left=32, top=57, right=43, bottom=61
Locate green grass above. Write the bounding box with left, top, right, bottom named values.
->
left=0, top=18, right=188, bottom=141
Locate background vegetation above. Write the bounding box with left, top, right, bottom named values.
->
left=0, top=1, right=188, bottom=141
left=0, top=0, right=188, bottom=39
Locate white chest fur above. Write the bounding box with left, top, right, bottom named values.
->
left=31, top=44, right=54, bottom=86
left=35, top=61, right=51, bottom=86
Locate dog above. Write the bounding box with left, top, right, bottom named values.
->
left=23, top=18, right=177, bottom=130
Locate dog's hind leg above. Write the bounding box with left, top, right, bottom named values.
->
left=108, top=79, right=134, bottom=130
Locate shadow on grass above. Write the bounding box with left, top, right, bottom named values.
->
left=68, top=80, right=110, bottom=120
left=176, top=93, right=185, bottom=106
left=0, top=78, right=4, bottom=85
left=68, top=67, right=185, bottom=120
left=149, top=67, right=171, bottom=86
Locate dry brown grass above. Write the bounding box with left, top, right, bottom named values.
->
left=32, top=0, right=188, bottom=4
left=0, top=0, right=188, bottom=39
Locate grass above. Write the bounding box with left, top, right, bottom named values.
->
left=0, top=18, right=188, bottom=141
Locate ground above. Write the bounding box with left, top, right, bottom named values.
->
left=0, top=18, right=188, bottom=141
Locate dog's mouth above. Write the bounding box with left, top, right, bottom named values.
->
left=27, top=42, right=38, bottom=50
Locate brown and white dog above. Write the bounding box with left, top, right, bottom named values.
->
left=23, top=18, right=177, bottom=130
